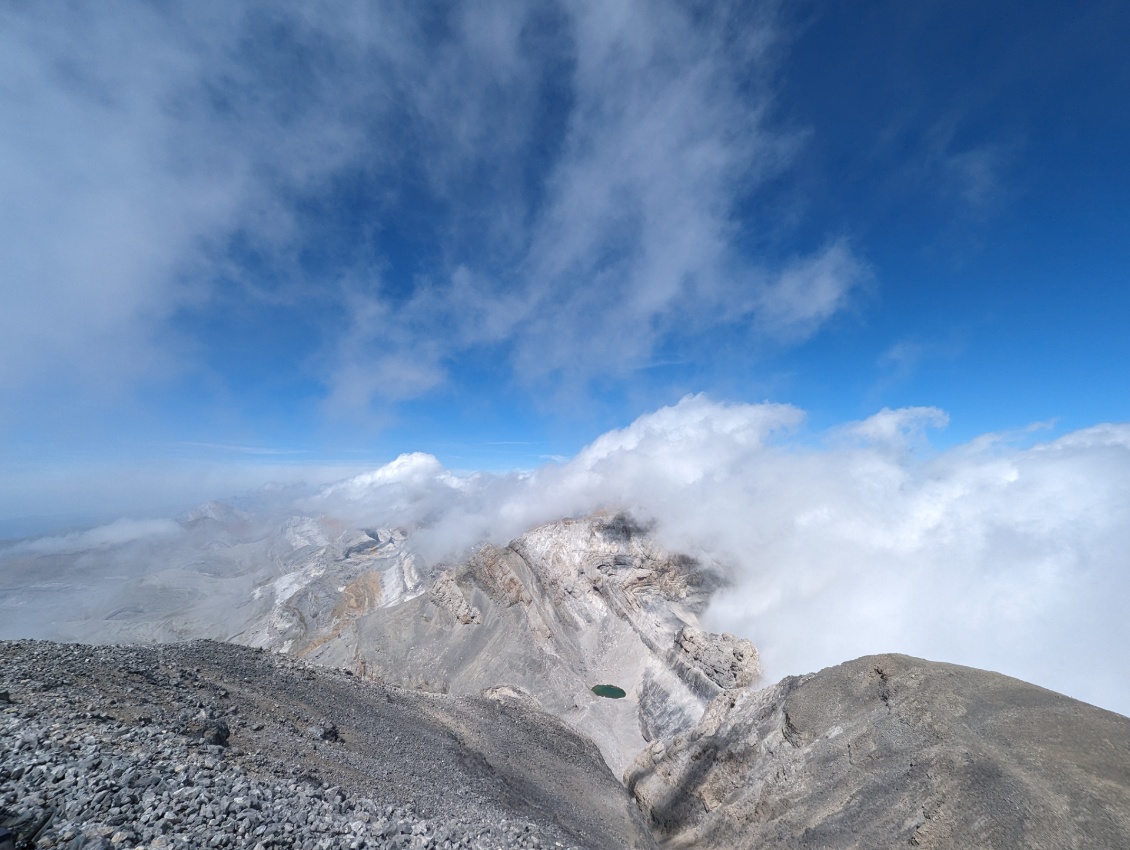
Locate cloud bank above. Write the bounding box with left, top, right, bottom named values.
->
left=306, top=396, right=1130, bottom=716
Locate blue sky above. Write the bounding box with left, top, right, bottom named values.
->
left=2, top=0, right=1129, bottom=530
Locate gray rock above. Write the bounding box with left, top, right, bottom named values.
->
left=299, top=514, right=738, bottom=775
left=636, top=664, right=698, bottom=742
left=0, top=638, right=654, bottom=850
left=200, top=719, right=230, bottom=746
left=306, top=722, right=339, bottom=742
left=429, top=570, right=482, bottom=625
left=672, top=626, right=761, bottom=692
left=626, top=653, right=1130, bottom=849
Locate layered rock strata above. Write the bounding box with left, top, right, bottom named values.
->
left=291, top=515, right=760, bottom=775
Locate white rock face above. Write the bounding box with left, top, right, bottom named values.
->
left=284, top=513, right=761, bottom=774
left=236, top=520, right=424, bottom=653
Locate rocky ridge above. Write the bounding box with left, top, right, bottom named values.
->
left=0, top=639, right=656, bottom=850
left=292, top=515, right=761, bottom=775
left=626, top=653, right=1130, bottom=849
left=6, top=642, right=1130, bottom=850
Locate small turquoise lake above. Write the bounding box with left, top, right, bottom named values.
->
left=591, top=684, right=627, bottom=699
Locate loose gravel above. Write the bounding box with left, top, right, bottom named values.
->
left=0, top=641, right=655, bottom=850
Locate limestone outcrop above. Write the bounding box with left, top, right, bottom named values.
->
left=672, top=626, right=760, bottom=694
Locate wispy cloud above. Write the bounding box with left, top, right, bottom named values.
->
left=922, top=115, right=1019, bottom=217
left=1, top=1, right=864, bottom=425
left=4, top=518, right=182, bottom=556
left=0, top=1, right=393, bottom=396
left=175, top=442, right=312, bottom=456
left=754, top=241, right=869, bottom=342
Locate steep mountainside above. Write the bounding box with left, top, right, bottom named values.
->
left=5, top=510, right=1130, bottom=849
left=265, top=515, right=759, bottom=774
left=627, top=653, right=1130, bottom=849
left=4, top=643, right=1128, bottom=850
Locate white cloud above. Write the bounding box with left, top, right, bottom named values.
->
left=506, top=0, right=819, bottom=387
left=1, top=1, right=864, bottom=423
left=312, top=452, right=466, bottom=512
left=0, top=1, right=391, bottom=400
left=4, top=396, right=1128, bottom=714
left=842, top=406, right=949, bottom=446
left=297, top=395, right=1130, bottom=715
left=755, top=241, right=869, bottom=341
left=6, top=518, right=182, bottom=556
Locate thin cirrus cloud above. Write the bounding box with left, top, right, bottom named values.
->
left=0, top=1, right=371, bottom=392
left=753, top=240, right=869, bottom=342
left=1, top=1, right=865, bottom=422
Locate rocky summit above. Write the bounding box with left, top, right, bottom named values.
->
left=273, top=514, right=760, bottom=776
left=3, top=512, right=1130, bottom=848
